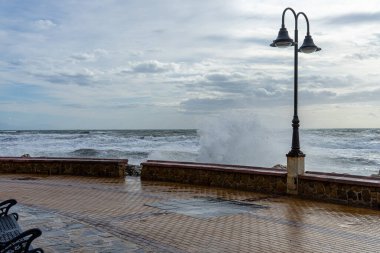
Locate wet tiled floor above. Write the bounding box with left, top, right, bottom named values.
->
left=0, top=174, right=379, bottom=252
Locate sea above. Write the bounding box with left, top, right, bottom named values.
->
left=0, top=128, right=379, bottom=176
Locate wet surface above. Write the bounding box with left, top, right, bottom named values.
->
left=147, top=197, right=268, bottom=218
left=0, top=174, right=379, bottom=253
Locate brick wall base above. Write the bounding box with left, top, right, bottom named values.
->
left=0, top=157, right=127, bottom=178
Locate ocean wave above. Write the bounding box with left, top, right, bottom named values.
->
left=148, top=150, right=197, bottom=162
left=331, top=156, right=380, bottom=167
left=0, top=137, right=18, bottom=142
left=70, top=148, right=100, bottom=157
left=69, top=148, right=150, bottom=160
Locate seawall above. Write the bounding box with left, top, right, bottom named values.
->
left=141, top=160, right=380, bottom=209
left=0, top=157, right=127, bottom=178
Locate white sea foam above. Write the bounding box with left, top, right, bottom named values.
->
left=196, top=113, right=288, bottom=167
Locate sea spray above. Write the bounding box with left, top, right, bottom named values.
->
left=196, top=113, right=287, bottom=167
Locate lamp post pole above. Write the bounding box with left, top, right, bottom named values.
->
left=270, top=7, right=321, bottom=193
left=291, top=19, right=301, bottom=157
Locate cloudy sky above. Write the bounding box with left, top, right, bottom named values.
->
left=0, top=0, right=379, bottom=129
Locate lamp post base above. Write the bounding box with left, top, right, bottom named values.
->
left=286, top=155, right=305, bottom=195
left=286, top=149, right=305, bottom=157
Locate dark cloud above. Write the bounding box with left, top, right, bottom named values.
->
left=324, top=12, right=380, bottom=25
left=178, top=69, right=380, bottom=115
left=339, top=88, right=380, bottom=103
left=184, top=71, right=290, bottom=98
left=299, top=90, right=337, bottom=104
left=298, top=88, right=380, bottom=105
left=179, top=91, right=291, bottom=114
left=206, top=73, right=231, bottom=82
left=34, top=71, right=95, bottom=86
left=70, top=53, right=95, bottom=61
left=180, top=73, right=291, bottom=114
left=299, top=75, right=356, bottom=88
left=345, top=53, right=380, bottom=60
left=178, top=70, right=379, bottom=115
left=205, top=72, right=245, bottom=82
left=180, top=72, right=290, bottom=113
left=130, top=61, right=175, bottom=73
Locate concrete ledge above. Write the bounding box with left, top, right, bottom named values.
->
left=0, top=157, right=127, bottom=178
left=300, top=171, right=380, bottom=187
left=141, top=160, right=287, bottom=194
left=299, top=171, right=380, bottom=209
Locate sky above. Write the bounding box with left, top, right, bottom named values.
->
left=0, top=0, right=379, bottom=129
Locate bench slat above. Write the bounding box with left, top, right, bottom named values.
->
left=0, top=215, right=21, bottom=243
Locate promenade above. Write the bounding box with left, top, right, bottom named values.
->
left=0, top=174, right=379, bottom=252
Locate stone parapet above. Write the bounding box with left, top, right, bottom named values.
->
left=141, top=160, right=287, bottom=194
left=141, top=160, right=380, bottom=209
left=0, top=157, right=127, bottom=178
left=299, top=172, right=380, bottom=209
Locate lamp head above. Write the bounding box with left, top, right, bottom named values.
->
left=299, top=35, right=321, bottom=53
left=270, top=27, right=294, bottom=48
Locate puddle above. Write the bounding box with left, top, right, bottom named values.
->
left=146, top=197, right=268, bottom=218
left=12, top=177, right=39, bottom=181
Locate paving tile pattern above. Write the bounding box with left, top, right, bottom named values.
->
left=0, top=174, right=379, bottom=252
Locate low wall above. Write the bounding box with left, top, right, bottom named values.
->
left=0, top=157, right=127, bottom=178
left=141, top=160, right=287, bottom=194
left=299, top=172, right=380, bottom=209
left=141, top=160, right=380, bottom=209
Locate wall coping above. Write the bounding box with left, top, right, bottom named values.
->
left=141, top=160, right=287, bottom=177
left=300, top=171, right=380, bottom=188
left=143, top=160, right=380, bottom=187
left=0, top=157, right=128, bottom=164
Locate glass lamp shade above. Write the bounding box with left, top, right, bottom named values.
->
left=299, top=35, right=321, bottom=53
left=270, top=27, right=294, bottom=48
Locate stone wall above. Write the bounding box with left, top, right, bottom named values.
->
left=299, top=172, right=380, bottom=209
left=0, top=157, right=127, bottom=178
left=141, top=161, right=380, bottom=209
left=141, top=161, right=287, bottom=194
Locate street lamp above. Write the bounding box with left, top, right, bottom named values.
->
left=270, top=7, right=321, bottom=158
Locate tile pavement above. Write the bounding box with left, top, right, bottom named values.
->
left=0, top=174, right=379, bottom=252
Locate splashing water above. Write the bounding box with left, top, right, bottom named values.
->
left=196, top=113, right=288, bottom=167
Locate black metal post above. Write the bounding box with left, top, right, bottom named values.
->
left=287, top=25, right=305, bottom=157
left=278, top=9, right=304, bottom=158
left=272, top=8, right=320, bottom=158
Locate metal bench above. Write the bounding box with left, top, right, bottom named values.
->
left=0, top=199, right=43, bottom=253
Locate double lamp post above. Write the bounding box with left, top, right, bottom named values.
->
left=270, top=7, right=321, bottom=193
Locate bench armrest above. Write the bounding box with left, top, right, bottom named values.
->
left=28, top=248, right=44, bottom=253
left=0, top=228, right=42, bottom=253
left=0, top=199, right=17, bottom=218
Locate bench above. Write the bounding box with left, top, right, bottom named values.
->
left=0, top=199, right=43, bottom=253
